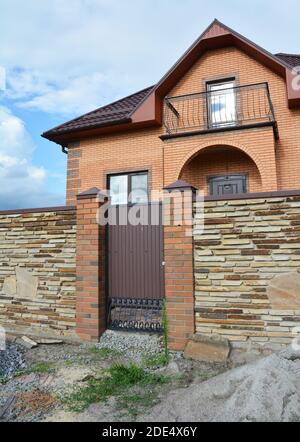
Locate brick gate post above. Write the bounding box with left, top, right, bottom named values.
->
left=76, top=188, right=106, bottom=341
left=163, top=180, right=197, bottom=351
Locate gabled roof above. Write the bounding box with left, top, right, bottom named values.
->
left=43, top=19, right=300, bottom=146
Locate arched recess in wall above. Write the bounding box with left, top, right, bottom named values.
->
left=178, top=142, right=264, bottom=194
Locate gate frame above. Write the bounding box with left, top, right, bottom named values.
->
left=75, top=184, right=196, bottom=350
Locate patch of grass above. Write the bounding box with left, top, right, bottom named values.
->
left=88, top=346, right=122, bottom=358
left=12, top=361, right=55, bottom=378
left=27, top=362, right=54, bottom=374
left=117, top=390, right=160, bottom=418
left=142, top=352, right=170, bottom=368
left=64, top=363, right=167, bottom=412
left=64, top=360, right=75, bottom=367
left=162, top=301, right=170, bottom=361
left=0, top=375, right=8, bottom=385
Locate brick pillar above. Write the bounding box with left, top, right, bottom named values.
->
left=76, top=188, right=106, bottom=341
left=163, top=180, right=197, bottom=351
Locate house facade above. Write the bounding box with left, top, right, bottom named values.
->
left=44, top=20, right=300, bottom=206
left=40, top=20, right=300, bottom=351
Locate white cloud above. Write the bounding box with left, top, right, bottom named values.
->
left=0, top=106, right=62, bottom=209
left=19, top=72, right=108, bottom=116
left=5, top=69, right=52, bottom=100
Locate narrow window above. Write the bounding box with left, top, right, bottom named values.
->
left=207, top=79, right=237, bottom=128
left=108, top=172, right=148, bottom=205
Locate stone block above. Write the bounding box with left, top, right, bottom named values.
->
left=16, top=267, right=38, bottom=299
left=18, top=336, right=38, bottom=349
left=184, top=333, right=230, bottom=363
left=267, top=272, right=300, bottom=309
left=2, top=275, right=17, bottom=296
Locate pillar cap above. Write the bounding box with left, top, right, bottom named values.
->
left=77, top=187, right=106, bottom=200
left=164, top=180, right=198, bottom=192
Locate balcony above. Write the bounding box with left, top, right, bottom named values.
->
left=162, top=82, right=278, bottom=140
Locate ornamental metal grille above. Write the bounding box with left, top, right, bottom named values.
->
left=108, top=298, right=163, bottom=332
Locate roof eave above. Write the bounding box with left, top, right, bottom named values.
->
left=42, top=117, right=133, bottom=144
left=42, top=117, right=161, bottom=146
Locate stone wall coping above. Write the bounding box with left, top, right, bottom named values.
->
left=0, top=206, right=76, bottom=216
left=204, top=189, right=300, bottom=202
left=77, top=187, right=108, bottom=200
left=164, top=180, right=198, bottom=192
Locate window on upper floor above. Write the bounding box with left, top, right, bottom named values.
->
left=206, top=79, right=237, bottom=128
left=108, top=171, right=148, bottom=205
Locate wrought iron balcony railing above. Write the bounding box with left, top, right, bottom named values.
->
left=162, top=82, right=278, bottom=139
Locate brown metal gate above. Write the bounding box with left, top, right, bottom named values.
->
left=107, top=203, right=164, bottom=332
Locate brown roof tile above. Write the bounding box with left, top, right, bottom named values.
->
left=42, top=85, right=154, bottom=139
left=275, top=53, right=300, bottom=68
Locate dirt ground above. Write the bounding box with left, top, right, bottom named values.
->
left=0, top=341, right=228, bottom=422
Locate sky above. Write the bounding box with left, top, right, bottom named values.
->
left=0, top=0, right=299, bottom=210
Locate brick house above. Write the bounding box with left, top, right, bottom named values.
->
left=40, top=20, right=300, bottom=351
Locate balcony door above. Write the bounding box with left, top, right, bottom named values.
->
left=207, top=79, right=237, bottom=128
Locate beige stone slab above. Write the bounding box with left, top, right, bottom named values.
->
left=184, top=334, right=230, bottom=363
left=267, top=272, right=300, bottom=310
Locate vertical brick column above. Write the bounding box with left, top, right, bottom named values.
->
left=76, top=188, right=106, bottom=341
left=163, top=180, right=197, bottom=351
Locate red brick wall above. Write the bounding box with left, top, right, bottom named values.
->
left=76, top=191, right=106, bottom=341
left=164, top=188, right=195, bottom=350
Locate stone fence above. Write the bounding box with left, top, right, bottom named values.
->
left=2, top=190, right=300, bottom=351
left=0, top=207, right=77, bottom=340
left=194, top=192, right=300, bottom=351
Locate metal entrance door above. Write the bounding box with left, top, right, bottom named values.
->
left=107, top=203, right=164, bottom=332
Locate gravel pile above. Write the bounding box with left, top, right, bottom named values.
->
left=0, top=344, right=26, bottom=380
left=96, top=330, right=163, bottom=362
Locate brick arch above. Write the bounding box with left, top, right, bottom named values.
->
left=178, top=141, right=265, bottom=186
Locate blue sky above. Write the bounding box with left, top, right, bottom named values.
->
left=0, top=0, right=299, bottom=209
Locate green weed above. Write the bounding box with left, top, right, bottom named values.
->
left=64, top=363, right=167, bottom=412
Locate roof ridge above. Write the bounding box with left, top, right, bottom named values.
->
left=212, top=20, right=292, bottom=70
left=276, top=52, right=300, bottom=57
